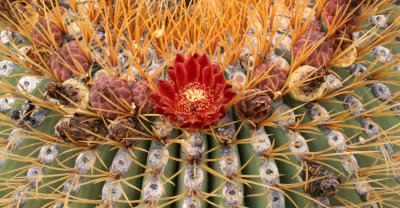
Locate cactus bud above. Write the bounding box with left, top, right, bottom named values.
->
left=293, top=30, right=334, bottom=68
left=131, top=80, right=153, bottom=113
left=32, top=18, right=63, bottom=48
left=51, top=41, right=89, bottom=81
left=254, top=62, right=287, bottom=94
left=235, top=89, right=273, bottom=123
left=89, top=73, right=133, bottom=119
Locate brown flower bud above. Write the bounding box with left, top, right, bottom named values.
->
left=293, top=30, right=334, bottom=68
left=236, top=89, right=273, bottom=123
left=32, top=18, right=63, bottom=48
left=254, top=62, right=287, bottom=94
left=51, top=41, right=89, bottom=82
left=131, top=80, right=153, bottom=113
left=89, top=73, right=133, bottom=119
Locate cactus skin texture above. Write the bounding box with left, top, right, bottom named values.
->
left=0, top=1, right=400, bottom=208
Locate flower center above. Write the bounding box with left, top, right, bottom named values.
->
left=177, top=82, right=212, bottom=113
left=184, top=88, right=206, bottom=102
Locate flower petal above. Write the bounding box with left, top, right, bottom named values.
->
left=196, top=54, right=211, bottom=69
left=167, top=67, right=177, bottom=84
left=156, top=80, right=176, bottom=101
left=184, top=56, right=201, bottom=83
left=212, top=72, right=225, bottom=88
left=200, top=66, right=214, bottom=86
left=175, top=62, right=188, bottom=89
left=192, top=53, right=200, bottom=59
left=154, top=106, right=165, bottom=114
left=150, top=93, right=162, bottom=104
left=223, top=88, right=236, bottom=104
left=174, top=54, right=185, bottom=63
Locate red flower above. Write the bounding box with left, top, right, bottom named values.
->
left=150, top=54, right=236, bottom=130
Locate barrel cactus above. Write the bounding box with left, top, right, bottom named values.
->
left=0, top=0, right=399, bottom=208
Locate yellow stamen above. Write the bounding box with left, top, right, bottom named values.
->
left=184, top=88, right=206, bottom=102
left=177, top=82, right=213, bottom=113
